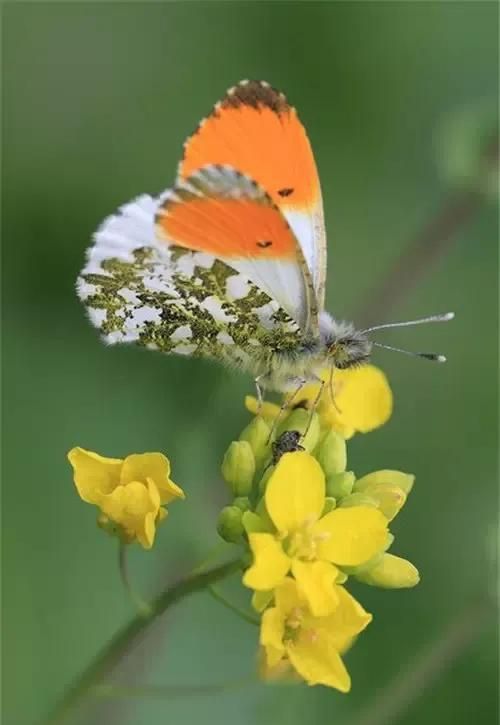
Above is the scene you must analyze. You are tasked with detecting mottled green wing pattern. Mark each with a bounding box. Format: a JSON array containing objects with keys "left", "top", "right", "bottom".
[{"left": 77, "top": 195, "right": 302, "bottom": 376}]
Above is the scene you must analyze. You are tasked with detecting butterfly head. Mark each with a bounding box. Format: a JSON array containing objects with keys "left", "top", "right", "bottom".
[{"left": 320, "top": 315, "right": 372, "bottom": 369}]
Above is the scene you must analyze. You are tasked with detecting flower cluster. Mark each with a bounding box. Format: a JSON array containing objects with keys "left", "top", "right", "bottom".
[
  {"left": 219, "top": 365, "right": 418, "bottom": 691},
  {"left": 67, "top": 364, "right": 418, "bottom": 694}
]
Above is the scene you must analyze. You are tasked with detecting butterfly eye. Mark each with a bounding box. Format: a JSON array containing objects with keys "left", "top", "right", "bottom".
[
  {"left": 257, "top": 240, "right": 273, "bottom": 249},
  {"left": 277, "top": 187, "right": 294, "bottom": 197}
]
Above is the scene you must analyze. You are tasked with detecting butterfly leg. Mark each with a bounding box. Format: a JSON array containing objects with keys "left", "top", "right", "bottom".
[
  {"left": 327, "top": 366, "right": 342, "bottom": 414},
  {"left": 254, "top": 375, "right": 266, "bottom": 414},
  {"left": 266, "top": 377, "right": 308, "bottom": 444},
  {"left": 302, "top": 376, "right": 326, "bottom": 441}
]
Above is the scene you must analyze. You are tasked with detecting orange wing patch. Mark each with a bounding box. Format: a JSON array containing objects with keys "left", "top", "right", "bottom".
[
  {"left": 179, "top": 80, "right": 321, "bottom": 211},
  {"left": 155, "top": 165, "right": 317, "bottom": 331},
  {"left": 158, "top": 196, "right": 297, "bottom": 260}
]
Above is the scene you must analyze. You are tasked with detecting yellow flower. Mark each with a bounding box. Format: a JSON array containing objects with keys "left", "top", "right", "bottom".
[
  {"left": 68, "top": 448, "right": 185, "bottom": 549},
  {"left": 299, "top": 365, "right": 393, "bottom": 439},
  {"left": 243, "top": 452, "right": 388, "bottom": 615},
  {"left": 245, "top": 364, "right": 392, "bottom": 440},
  {"left": 260, "top": 577, "right": 372, "bottom": 692}
]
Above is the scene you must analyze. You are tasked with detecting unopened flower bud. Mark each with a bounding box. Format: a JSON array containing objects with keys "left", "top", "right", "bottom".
[
  {"left": 233, "top": 496, "right": 251, "bottom": 512},
  {"left": 355, "top": 553, "right": 420, "bottom": 588},
  {"left": 221, "top": 441, "right": 255, "bottom": 496},
  {"left": 314, "top": 429, "right": 347, "bottom": 476},
  {"left": 326, "top": 471, "right": 355, "bottom": 499},
  {"left": 217, "top": 505, "right": 245, "bottom": 543},
  {"left": 365, "top": 484, "right": 407, "bottom": 521},
  {"left": 239, "top": 417, "right": 272, "bottom": 468},
  {"left": 323, "top": 497, "right": 337, "bottom": 514},
  {"left": 339, "top": 492, "right": 378, "bottom": 509},
  {"left": 258, "top": 467, "right": 274, "bottom": 496},
  {"left": 354, "top": 470, "right": 415, "bottom": 495}
]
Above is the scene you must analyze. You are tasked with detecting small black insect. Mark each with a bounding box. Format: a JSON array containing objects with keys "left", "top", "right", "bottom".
[{"left": 272, "top": 430, "right": 305, "bottom": 465}]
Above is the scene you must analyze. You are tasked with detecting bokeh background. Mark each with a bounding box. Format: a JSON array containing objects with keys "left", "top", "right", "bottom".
[{"left": 3, "top": 3, "right": 498, "bottom": 725}]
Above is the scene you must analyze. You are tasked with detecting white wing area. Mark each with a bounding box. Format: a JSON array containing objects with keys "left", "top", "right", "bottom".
[
  {"left": 283, "top": 204, "right": 327, "bottom": 309},
  {"left": 77, "top": 195, "right": 302, "bottom": 371}
]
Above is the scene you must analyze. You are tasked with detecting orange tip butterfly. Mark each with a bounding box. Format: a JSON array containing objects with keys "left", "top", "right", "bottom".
[{"left": 77, "top": 80, "right": 453, "bottom": 397}]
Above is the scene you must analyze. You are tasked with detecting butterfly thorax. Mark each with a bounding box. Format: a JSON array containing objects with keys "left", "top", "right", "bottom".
[{"left": 247, "top": 314, "right": 372, "bottom": 392}]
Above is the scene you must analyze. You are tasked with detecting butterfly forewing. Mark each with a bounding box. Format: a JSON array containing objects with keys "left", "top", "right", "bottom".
[{"left": 78, "top": 195, "right": 302, "bottom": 373}]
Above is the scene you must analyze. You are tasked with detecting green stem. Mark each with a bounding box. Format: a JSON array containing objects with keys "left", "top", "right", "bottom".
[
  {"left": 208, "top": 584, "right": 260, "bottom": 626},
  {"left": 45, "top": 558, "right": 243, "bottom": 725},
  {"left": 118, "top": 543, "right": 152, "bottom": 616}
]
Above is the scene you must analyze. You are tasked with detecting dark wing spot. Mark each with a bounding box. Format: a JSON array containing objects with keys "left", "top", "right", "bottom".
[
  {"left": 277, "top": 187, "right": 294, "bottom": 197},
  {"left": 257, "top": 240, "right": 273, "bottom": 249}
]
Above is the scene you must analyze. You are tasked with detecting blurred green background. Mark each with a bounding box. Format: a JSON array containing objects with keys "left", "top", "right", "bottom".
[{"left": 3, "top": 3, "right": 498, "bottom": 724}]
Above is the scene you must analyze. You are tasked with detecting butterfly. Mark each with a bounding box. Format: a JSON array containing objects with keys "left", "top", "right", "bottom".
[{"left": 78, "top": 80, "right": 453, "bottom": 400}]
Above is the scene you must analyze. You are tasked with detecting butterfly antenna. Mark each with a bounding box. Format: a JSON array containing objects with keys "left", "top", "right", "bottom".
[
  {"left": 361, "top": 312, "right": 454, "bottom": 334},
  {"left": 372, "top": 342, "right": 447, "bottom": 363}
]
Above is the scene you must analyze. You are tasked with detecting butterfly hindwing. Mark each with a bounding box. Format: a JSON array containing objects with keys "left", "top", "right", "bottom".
[
  {"left": 156, "top": 164, "right": 317, "bottom": 333},
  {"left": 179, "top": 79, "right": 327, "bottom": 310},
  {"left": 77, "top": 195, "right": 302, "bottom": 373}
]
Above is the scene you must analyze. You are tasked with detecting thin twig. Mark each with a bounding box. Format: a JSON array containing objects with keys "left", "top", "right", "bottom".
[
  {"left": 208, "top": 584, "right": 260, "bottom": 626},
  {"left": 349, "top": 596, "right": 496, "bottom": 725},
  {"left": 118, "top": 543, "right": 152, "bottom": 616}
]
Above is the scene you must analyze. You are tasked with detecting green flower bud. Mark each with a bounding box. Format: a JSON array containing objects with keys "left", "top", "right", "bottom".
[
  {"left": 365, "top": 484, "right": 407, "bottom": 521},
  {"left": 354, "top": 470, "right": 415, "bottom": 495},
  {"left": 217, "top": 505, "right": 244, "bottom": 543},
  {"left": 232, "top": 496, "right": 251, "bottom": 512},
  {"left": 326, "top": 471, "right": 355, "bottom": 499},
  {"left": 221, "top": 441, "right": 255, "bottom": 496},
  {"left": 239, "top": 416, "right": 272, "bottom": 468},
  {"left": 355, "top": 553, "right": 420, "bottom": 589},
  {"left": 242, "top": 510, "right": 269, "bottom": 534},
  {"left": 314, "top": 429, "right": 346, "bottom": 476},
  {"left": 258, "top": 466, "right": 274, "bottom": 496},
  {"left": 339, "top": 492, "right": 378, "bottom": 509},
  {"left": 322, "top": 497, "right": 337, "bottom": 514},
  {"left": 276, "top": 408, "right": 320, "bottom": 452}
]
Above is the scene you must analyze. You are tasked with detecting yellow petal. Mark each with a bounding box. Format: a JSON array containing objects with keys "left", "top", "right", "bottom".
[
  {"left": 313, "top": 506, "right": 388, "bottom": 566},
  {"left": 265, "top": 452, "right": 325, "bottom": 534},
  {"left": 260, "top": 607, "right": 286, "bottom": 667},
  {"left": 331, "top": 365, "right": 393, "bottom": 433},
  {"left": 274, "top": 577, "right": 304, "bottom": 614},
  {"left": 100, "top": 480, "right": 159, "bottom": 548},
  {"left": 258, "top": 647, "right": 297, "bottom": 682},
  {"left": 244, "top": 396, "right": 281, "bottom": 421},
  {"left": 67, "top": 447, "right": 122, "bottom": 504},
  {"left": 120, "top": 453, "right": 184, "bottom": 503},
  {"left": 243, "top": 534, "right": 290, "bottom": 591},
  {"left": 288, "top": 633, "right": 351, "bottom": 692},
  {"left": 291, "top": 560, "right": 339, "bottom": 617},
  {"left": 319, "top": 586, "right": 372, "bottom": 653},
  {"left": 138, "top": 511, "right": 157, "bottom": 549}
]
